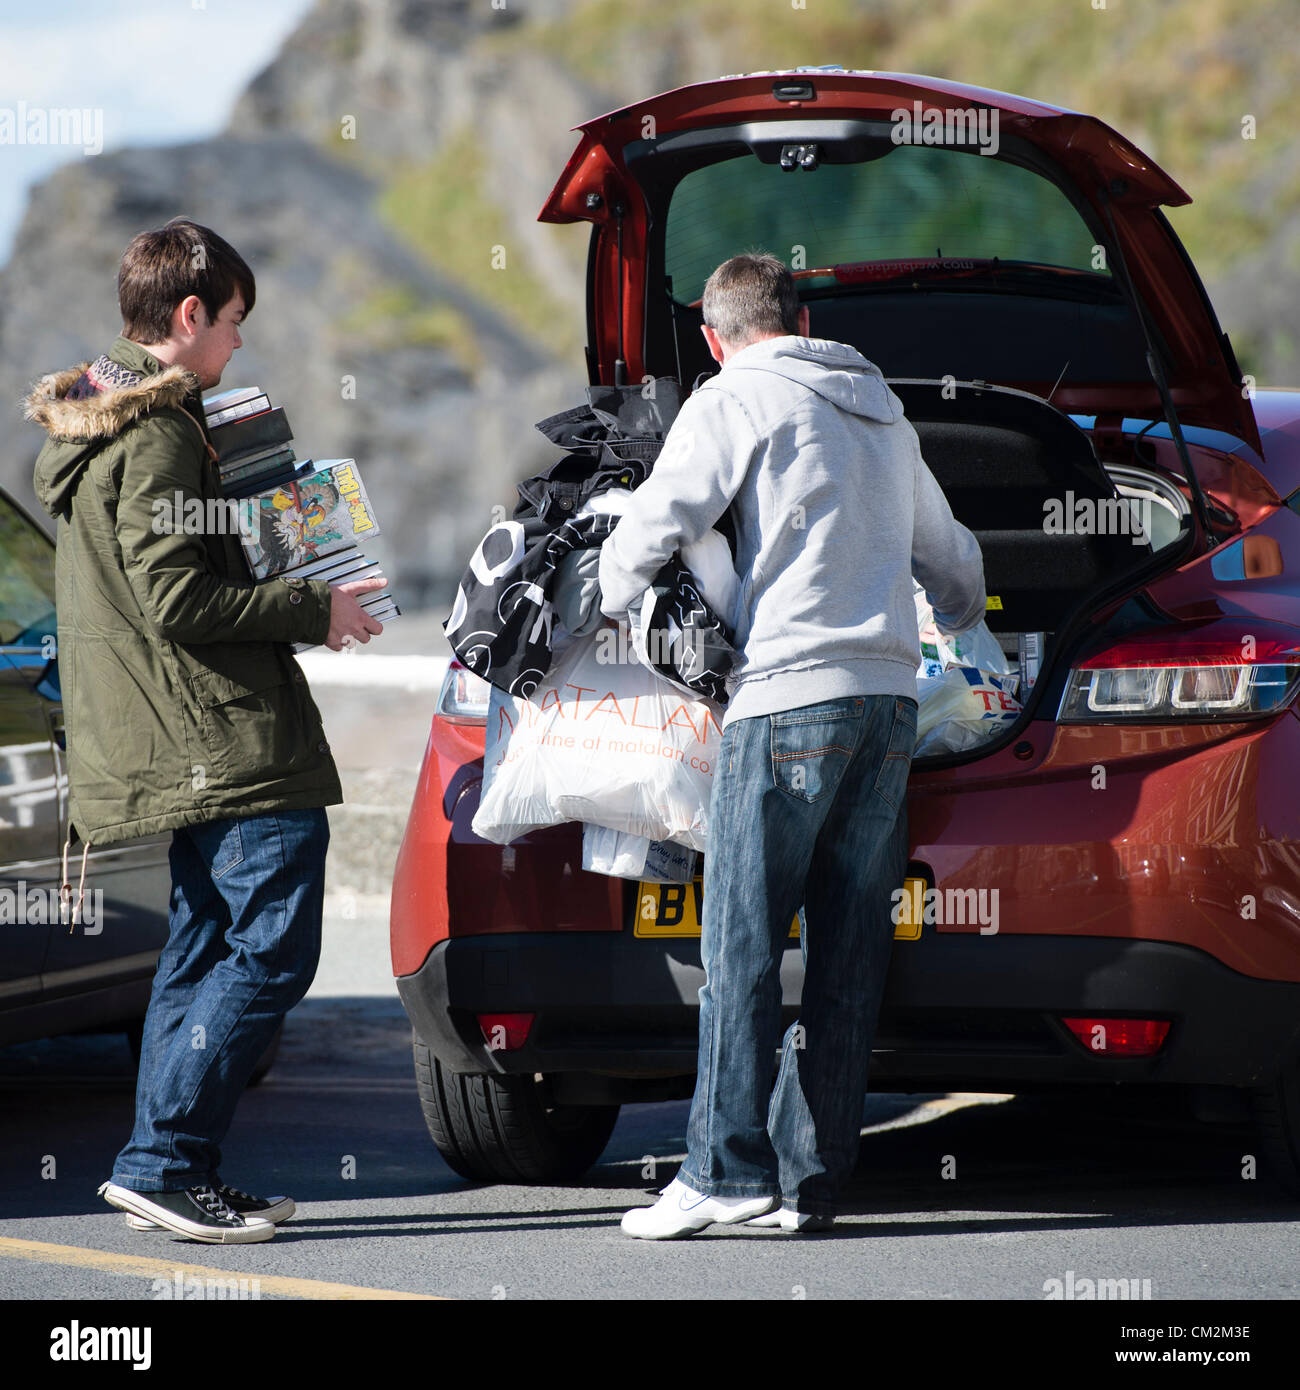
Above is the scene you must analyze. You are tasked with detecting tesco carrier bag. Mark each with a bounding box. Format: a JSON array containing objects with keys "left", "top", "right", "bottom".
[{"left": 915, "top": 666, "right": 1022, "bottom": 755}]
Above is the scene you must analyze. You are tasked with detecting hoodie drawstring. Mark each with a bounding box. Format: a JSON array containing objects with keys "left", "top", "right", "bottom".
[{"left": 59, "top": 827, "right": 91, "bottom": 933}]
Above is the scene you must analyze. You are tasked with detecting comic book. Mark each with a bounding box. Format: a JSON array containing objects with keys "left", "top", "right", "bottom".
[
  {"left": 204, "top": 388, "right": 402, "bottom": 646},
  {"left": 239, "top": 460, "right": 381, "bottom": 580}
]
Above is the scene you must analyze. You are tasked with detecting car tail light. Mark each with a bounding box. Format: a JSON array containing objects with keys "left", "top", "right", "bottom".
[
  {"left": 1057, "top": 620, "right": 1300, "bottom": 722},
  {"left": 437, "top": 658, "right": 492, "bottom": 724},
  {"left": 1061, "top": 1017, "right": 1170, "bottom": 1056},
  {"left": 477, "top": 1013, "right": 534, "bottom": 1050}
]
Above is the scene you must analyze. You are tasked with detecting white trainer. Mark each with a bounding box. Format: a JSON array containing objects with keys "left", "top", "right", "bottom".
[
  {"left": 745, "top": 1207, "right": 835, "bottom": 1233},
  {"left": 621, "top": 1177, "right": 778, "bottom": 1239}
]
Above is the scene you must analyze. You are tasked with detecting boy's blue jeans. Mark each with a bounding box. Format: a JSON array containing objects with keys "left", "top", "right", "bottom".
[
  {"left": 110, "top": 809, "right": 329, "bottom": 1193},
  {"left": 677, "top": 693, "right": 916, "bottom": 1218}
]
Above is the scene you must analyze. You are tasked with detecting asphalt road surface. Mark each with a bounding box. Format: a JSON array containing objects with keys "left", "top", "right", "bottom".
[{"left": 3, "top": 899, "right": 1300, "bottom": 1305}]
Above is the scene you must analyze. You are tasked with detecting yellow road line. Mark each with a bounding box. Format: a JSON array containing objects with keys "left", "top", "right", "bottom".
[
  {"left": 862, "top": 1092, "right": 1016, "bottom": 1134},
  {"left": 0, "top": 1237, "right": 445, "bottom": 1300}
]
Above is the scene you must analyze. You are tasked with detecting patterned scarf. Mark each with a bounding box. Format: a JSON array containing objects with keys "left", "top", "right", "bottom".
[{"left": 64, "top": 354, "right": 144, "bottom": 400}]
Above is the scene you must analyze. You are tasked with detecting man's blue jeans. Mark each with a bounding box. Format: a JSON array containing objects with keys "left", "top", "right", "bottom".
[
  {"left": 677, "top": 693, "right": 917, "bottom": 1218},
  {"left": 110, "top": 809, "right": 329, "bottom": 1193}
]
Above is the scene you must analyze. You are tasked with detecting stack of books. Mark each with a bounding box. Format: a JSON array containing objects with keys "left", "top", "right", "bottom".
[
  {"left": 203, "top": 386, "right": 311, "bottom": 498},
  {"left": 201, "top": 387, "right": 400, "bottom": 649}
]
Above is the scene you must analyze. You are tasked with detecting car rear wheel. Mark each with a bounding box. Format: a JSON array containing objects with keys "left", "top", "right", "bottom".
[
  {"left": 412, "top": 1031, "right": 620, "bottom": 1183},
  {"left": 1251, "top": 1065, "right": 1300, "bottom": 1197}
]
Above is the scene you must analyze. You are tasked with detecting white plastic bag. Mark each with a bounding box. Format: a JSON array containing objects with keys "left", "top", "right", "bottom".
[
  {"left": 915, "top": 666, "right": 1023, "bottom": 755},
  {"left": 914, "top": 579, "right": 1013, "bottom": 681},
  {"left": 581, "top": 826, "right": 698, "bottom": 882},
  {"left": 473, "top": 630, "right": 724, "bottom": 851},
  {"left": 582, "top": 825, "right": 652, "bottom": 878}
]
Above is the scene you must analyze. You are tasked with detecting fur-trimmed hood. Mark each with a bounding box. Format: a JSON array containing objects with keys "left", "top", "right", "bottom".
[
  {"left": 27, "top": 336, "right": 204, "bottom": 520},
  {"left": 24, "top": 358, "right": 197, "bottom": 444}
]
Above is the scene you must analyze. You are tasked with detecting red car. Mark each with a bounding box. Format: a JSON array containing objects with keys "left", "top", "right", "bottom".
[{"left": 391, "top": 68, "right": 1300, "bottom": 1189}]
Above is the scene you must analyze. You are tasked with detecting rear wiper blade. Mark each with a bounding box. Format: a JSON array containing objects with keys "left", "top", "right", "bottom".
[
  {"left": 815, "top": 257, "right": 1112, "bottom": 288},
  {"left": 682, "top": 258, "right": 1110, "bottom": 309}
]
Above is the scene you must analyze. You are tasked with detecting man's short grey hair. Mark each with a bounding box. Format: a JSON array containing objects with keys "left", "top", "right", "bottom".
[{"left": 701, "top": 252, "right": 801, "bottom": 346}]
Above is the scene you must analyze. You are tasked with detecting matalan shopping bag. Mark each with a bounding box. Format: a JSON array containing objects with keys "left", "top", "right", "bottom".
[{"left": 472, "top": 630, "right": 724, "bottom": 851}]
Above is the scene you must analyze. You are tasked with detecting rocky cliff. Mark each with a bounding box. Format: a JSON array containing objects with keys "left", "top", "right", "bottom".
[{"left": 4, "top": 0, "right": 1295, "bottom": 618}]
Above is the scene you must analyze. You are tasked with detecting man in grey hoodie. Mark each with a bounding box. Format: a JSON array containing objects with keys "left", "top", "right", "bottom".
[{"left": 604, "top": 252, "right": 985, "bottom": 1238}]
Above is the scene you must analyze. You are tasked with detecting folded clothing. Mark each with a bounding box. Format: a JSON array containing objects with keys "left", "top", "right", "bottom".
[
  {"left": 582, "top": 487, "right": 739, "bottom": 619},
  {"left": 579, "top": 487, "right": 739, "bottom": 703},
  {"left": 445, "top": 387, "right": 739, "bottom": 702},
  {"left": 553, "top": 546, "right": 604, "bottom": 636},
  {"left": 581, "top": 826, "right": 698, "bottom": 883}
]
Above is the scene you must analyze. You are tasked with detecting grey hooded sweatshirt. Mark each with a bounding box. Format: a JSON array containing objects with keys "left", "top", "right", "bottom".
[{"left": 598, "top": 335, "right": 986, "bottom": 725}]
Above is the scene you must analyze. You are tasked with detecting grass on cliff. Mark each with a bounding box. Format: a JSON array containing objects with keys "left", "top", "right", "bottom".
[
  {"left": 335, "top": 282, "right": 484, "bottom": 375},
  {"left": 376, "top": 128, "right": 581, "bottom": 362},
  {"left": 506, "top": 0, "right": 1298, "bottom": 379}
]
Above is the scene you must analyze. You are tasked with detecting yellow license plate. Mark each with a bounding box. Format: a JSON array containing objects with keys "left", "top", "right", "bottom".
[{"left": 634, "top": 876, "right": 927, "bottom": 940}]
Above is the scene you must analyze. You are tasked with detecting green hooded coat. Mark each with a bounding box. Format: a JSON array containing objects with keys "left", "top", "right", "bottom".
[{"left": 26, "top": 335, "right": 342, "bottom": 846}]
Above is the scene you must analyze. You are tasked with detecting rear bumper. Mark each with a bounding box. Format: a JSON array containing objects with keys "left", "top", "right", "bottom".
[{"left": 396, "top": 928, "right": 1300, "bottom": 1098}]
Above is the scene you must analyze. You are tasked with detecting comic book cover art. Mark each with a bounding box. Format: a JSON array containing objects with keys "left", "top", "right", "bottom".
[{"left": 239, "top": 461, "right": 380, "bottom": 579}]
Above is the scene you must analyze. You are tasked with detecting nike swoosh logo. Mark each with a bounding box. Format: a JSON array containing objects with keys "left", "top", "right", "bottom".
[{"left": 678, "top": 1192, "right": 709, "bottom": 1210}]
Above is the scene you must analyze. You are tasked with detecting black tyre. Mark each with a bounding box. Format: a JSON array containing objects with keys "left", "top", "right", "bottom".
[
  {"left": 123, "top": 1020, "right": 282, "bottom": 1088},
  {"left": 412, "top": 1031, "right": 619, "bottom": 1183},
  {"left": 1251, "top": 1066, "right": 1300, "bottom": 1196}
]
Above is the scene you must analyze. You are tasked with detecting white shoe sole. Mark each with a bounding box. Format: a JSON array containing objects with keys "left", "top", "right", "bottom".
[
  {"left": 126, "top": 1195, "right": 294, "bottom": 1230},
  {"left": 746, "top": 1209, "right": 835, "bottom": 1233},
  {"left": 621, "top": 1193, "right": 778, "bottom": 1239},
  {"left": 99, "top": 1183, "right": 275, "bottom": 1244}
]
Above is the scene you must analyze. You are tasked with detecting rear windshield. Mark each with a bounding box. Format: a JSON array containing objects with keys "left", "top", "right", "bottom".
[{"left": 664, "top": 146, "right": 1108, "bottom": 305}]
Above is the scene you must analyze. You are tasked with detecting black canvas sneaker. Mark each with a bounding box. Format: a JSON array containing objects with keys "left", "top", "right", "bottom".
[
  {"left": 124, "top": 1180, "right": 294, "bottom": 1231},
  {"left": 122, "top": 1178, "right": 294, "bottom": 1231},
  {"left": 98, "top": 1181, "right": 275, "bottom": 1243}
]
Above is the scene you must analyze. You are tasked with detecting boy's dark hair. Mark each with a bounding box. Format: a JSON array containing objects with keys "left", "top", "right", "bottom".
[
  {"left": 701, "top": 251, "right": 801, "bottom": 345},
  {"left": 118, "top": 217, "right": 255, "bottom": 343}
]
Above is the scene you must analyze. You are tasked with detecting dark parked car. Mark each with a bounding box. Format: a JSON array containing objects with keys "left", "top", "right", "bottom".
[
  {"left": 391, "top": 69, "right": 1300, "bottom": 1190},
  {"left": 0, "top": 485, "right": 279, "bottom": 1081}
]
